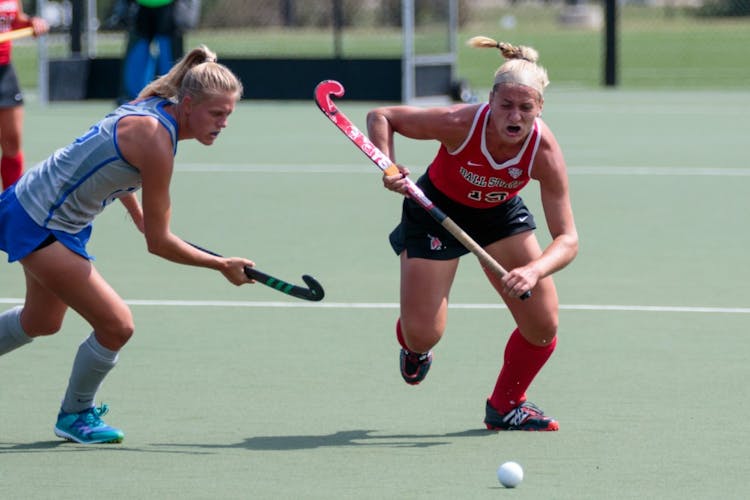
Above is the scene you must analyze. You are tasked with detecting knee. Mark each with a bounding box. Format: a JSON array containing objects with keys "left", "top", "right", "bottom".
[
  {"left": 405, "top": 337, "right": 436, "bottom": 354},
  {"left": 522, "top": 319, "right": 558, "bottom": 346},
  {"left": 94, "top": 311, "right": 135, "bottom": 350},
  {"left": 400, "top": 318, "right": 443, "bottom": 353},
  {"left": 1, "top": 136, "right": 21, "bottom": 155},
  {"left": 100, "top": 321, "right": 135, "bottom": 350}
]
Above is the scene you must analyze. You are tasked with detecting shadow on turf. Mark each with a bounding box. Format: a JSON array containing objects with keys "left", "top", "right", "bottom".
[
  {"left": 0, "top": 440, "right": 212, "bottom": 455},
  {"left": 0, "top": 440, "right": 68, "bottom": 452},
  {"left": 2, "top": 430, "right": 495, "bottom": 454},
  {"left": 153, "top": 428, "right": 492, "bottom": 451}
]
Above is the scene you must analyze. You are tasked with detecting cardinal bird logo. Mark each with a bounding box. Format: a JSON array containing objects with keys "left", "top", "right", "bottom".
[{"left": 428, "top": 234, "right": 445, "bottom": 251}]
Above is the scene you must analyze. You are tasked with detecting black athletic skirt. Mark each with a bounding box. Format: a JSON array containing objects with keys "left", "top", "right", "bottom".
[
  {"left": 0, "top": 64, "right": 23, "bottom": 108},
  {"left": 389, "top": 173, "right": 536, "bottom": 260}
]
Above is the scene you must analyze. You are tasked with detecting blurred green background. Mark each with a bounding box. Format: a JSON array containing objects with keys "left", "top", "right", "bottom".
[{"left": 15, "top": 0, "right": 750, "bottom": 92}]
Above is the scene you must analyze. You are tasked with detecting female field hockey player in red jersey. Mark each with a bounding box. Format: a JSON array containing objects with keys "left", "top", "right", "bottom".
[
  {"left": 366, "top": 36, "right": 579, "bottom": 431},
  {"left": 0, "top": 1, "right": 48, "bottom": 189}
]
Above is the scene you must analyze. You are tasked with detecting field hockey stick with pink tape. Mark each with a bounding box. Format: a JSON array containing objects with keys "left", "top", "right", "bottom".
[
  {"left": 314, "top": 79, "right": 530, "bottom": 300},
  {"left": 187, "top": 242, "right": 325, "bottom": 302}
]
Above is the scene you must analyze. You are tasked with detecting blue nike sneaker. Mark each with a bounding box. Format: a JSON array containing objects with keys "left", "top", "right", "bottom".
[{"left": 54, "top": 404, "right": 124, "bottom": 444}]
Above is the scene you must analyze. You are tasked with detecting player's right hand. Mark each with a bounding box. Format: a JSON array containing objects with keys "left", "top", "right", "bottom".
[
  {"left": 383, "top": 165, "right": 411, "bottom": 195},
  {"left": 221, "top": 257, "right": 256, "bottom": 286}
]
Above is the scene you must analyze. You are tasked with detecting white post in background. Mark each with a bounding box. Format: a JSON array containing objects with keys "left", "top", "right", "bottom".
[
  {"left": 401, "top": 0, "right": 415, "bottom": 104},
  {"left": 401, "top": 0, "right": 457, "bottom": 104},
  {"left": 37, "top": 0, "right": 49, "bottom": 106},
  {"left": 448, "top": 0, "right": 457, "bottom": 79},
  {"left": 86, "top": 0, "right": 97, "bottom": 57},
  {"left": 36, "top": 0, "right": 98, "bottom": 105}
]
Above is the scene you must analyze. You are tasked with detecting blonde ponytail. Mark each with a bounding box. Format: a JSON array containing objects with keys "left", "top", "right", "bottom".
[
  {"left": 137, "top": 45, "right": 243, "bottom": 103},
  {"left": 467, "top": 36, "right": 548, "bottom": 95}
]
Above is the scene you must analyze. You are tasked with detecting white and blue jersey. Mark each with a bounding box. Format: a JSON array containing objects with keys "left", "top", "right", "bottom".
[{"left": 0, "top": 97, "right": 178, "bottom": 262}]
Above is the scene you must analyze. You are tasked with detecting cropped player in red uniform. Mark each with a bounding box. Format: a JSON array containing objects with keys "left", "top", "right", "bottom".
[
  {"left": 366, "top": 37, "right": 579, "bottom": 431},
  {"left": 0, "top": 0, "right": 48, "bottom": 189}
]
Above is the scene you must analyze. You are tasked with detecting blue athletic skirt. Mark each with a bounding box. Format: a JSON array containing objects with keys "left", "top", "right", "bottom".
[{"left": 0, "top": 185, "right": 93, "bottom": 263}]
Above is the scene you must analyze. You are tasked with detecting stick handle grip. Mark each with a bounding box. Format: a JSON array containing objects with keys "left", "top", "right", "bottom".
[{"left": 383, "top": 165, "right": 400, "bottom": 176}]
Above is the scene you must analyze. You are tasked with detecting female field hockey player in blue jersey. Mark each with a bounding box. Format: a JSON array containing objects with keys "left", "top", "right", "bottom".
[
  {"left": 0, "top": 45, "right": 255, "bottom": 444},
  {"left": 367, "top": 37, "right": 579, "bottom": 431}
]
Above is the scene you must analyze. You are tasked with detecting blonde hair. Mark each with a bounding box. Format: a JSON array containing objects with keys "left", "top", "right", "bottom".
[
  {"left": 467, "top": 36, "right": 549, "bottom": 96},
  {"left": 137, "top": 45, "right": 244, "bottom": 103}
]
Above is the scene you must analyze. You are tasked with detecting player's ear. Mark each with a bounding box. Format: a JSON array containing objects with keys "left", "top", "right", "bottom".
[{"left": 182, "top": 95, "right": 194, "bottom": 114}]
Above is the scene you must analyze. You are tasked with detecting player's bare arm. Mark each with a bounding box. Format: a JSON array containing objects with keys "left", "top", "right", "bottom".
[
  {"left": 16, "top": 1, "right": 50, "bottom": 36},
  {"left": 529, "top": 122, "right": 579, "bottom": 278},
  {"left": 117, "top": 115, "right": 252, "bottom": 284},
  {"left": 367, "top": 104, "right": 479, "bottom": 154},
  {"left": 368, "top": 104, "right": 479, "bottom": 195},
  {"left": 119, "top": 193, "right": 144, "bottom": 233}
]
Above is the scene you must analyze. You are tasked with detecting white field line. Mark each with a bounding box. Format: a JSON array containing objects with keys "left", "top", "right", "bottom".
[
  {"left": 0, "top": 297, "right": 748, "bottom": 314},
  {"left": 173, "top": 163, "right": 750, "bottom": 176}
]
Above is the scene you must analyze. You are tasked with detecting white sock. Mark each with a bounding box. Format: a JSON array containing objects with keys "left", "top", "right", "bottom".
[
  {"left": 0, "top": 306, "right": 32, "bottom": 356},
  {"left": 61, "top": 333, "right": 119, "bottom": 414}
]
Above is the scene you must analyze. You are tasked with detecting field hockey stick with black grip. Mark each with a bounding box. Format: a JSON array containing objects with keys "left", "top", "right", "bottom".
[
  {"left": 187, "top": 242, "right": 325, "bottom": 302},
  {"left": 314, "top": 79, "right": 531, "bottom": 300}
]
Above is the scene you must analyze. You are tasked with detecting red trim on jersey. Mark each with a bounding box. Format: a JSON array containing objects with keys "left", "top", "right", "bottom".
[{"left": 427, "top": 103, "right": 541, "bottom": 209}]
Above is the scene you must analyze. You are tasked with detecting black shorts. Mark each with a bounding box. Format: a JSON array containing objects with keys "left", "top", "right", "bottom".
[
  {"left": 389, "top": 173, "right": 536, "bottom": 260},
  {"left": 0, "top": 64, "right": 23, "bottom": 108}
]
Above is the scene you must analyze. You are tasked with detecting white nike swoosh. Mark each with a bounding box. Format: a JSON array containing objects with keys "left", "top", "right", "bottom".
[
  {"left": 467, "top": 161, "right": 484, "bottom": 167},
  {"left": 519, "top": 216, "right": 528, "bottom": 222}
]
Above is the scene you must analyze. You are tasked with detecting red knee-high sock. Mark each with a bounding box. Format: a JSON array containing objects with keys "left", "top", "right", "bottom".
[
  {"left": 489, "top": 328, "right": 557, "bottom": 414},
  {"left": 396, "top": 318, "right": 409, "bottom": 350},
  {"left": 1, "top": 152, "right": 23, "bottom": 190}
]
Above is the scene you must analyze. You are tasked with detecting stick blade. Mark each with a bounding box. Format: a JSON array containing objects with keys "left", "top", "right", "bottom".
[
  {"left": 314, "top": 80, "right": 345, "bottom": 115},
  {"left": 301, "top": 275, "right": 325, "bottom": 301}
]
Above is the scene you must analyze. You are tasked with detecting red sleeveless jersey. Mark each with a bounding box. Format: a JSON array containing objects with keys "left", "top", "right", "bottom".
[
  {"left": 427, "top": 103, "right": 541, "bottom": 209},
  {"left": 0, "top": 1, "right": 20, "bottom": 65}
]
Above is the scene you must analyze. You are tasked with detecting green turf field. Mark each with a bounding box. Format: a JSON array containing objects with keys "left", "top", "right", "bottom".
[{"left": 1, "top": 88, "right": 749, "bottom": 499}]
